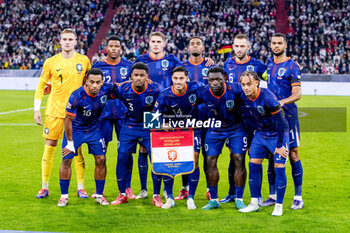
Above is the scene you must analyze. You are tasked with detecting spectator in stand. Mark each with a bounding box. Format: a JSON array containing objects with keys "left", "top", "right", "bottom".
[
  {"left": 0, "top": 0, "right": 109, "bottom": 69},
  {"left": 286, "top": 0, "right": 349, "bottom": 74}
]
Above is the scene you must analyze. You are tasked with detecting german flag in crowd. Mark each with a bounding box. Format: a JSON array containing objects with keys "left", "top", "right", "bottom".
[{"left": 218, "top": 45, "right": 232, "bottom": 54}]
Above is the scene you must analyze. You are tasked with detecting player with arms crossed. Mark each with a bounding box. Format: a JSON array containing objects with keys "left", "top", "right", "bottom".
[
  {"left": 34, "top": 28, "right": 91, "bottom": 199},
  {"left": 91, "top": 35, "right": 135, "bottom": 199},
  {"left": 262, "top": 33, "right": 303, "bottom": 209},
  {"left": 154, "top": 66, "right": 204, "bottom": 209},
  {"left": 238, "top": 70, "right": 289, "bottom": 216},
  {"left": 58, "top": 68, "right": 117, "bottom": 207},
  {"left": 110, "top": 62, "right": 164, "bottom": 207},
  {"left": 175, "top": 36, "right": 215, "bottom": 200},
  {"left": 198, "top": 67, "right": 247, "bottom": 210},
  {"left": 221, "top": 33, "right": 267, "bottom": 204}
]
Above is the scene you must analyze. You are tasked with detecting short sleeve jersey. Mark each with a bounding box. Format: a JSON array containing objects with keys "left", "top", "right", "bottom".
[{"left": 91, "top": 58, "right": 132, "bottom": 119}]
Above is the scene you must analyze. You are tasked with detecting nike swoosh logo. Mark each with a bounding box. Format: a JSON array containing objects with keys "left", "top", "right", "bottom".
[
  {"left": 56, "top": 68, "right": 62, "bottom": 72},
  {"left": 83, "top": 105, "right": 90, "bottom": 109},
  {"left": 208, "top": 104, "right": 214, "bottom": 107},
  {"left": 171, "top": 104, "right": 178, "bottom": 108}
]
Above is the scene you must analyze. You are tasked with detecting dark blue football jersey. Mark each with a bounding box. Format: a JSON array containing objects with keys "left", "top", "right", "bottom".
[
  {"left": 181, "top": 59, "right": 215, "bottom": 85},
  {"left": 197, "top": 82, "right": 243, "bottom": 131},
  {"left": 91, "top": 58, "right": 132, "bottom": 119},
  {"left": 116, "top": 82, "right": 163, "bottom": 128},
  {"left": 266, "top": 57, "right": 301, "bottom": 119},
  {"left": 154, "top": 81, "right": 204, "bottom": 122},
  {"left": 223, "top": 56, "right": 266, "bottom": 83},
  {"left": 134, "top": 53, "right": 181, "bottom": 87},
  {"left": 66, "top": 83, "right": 117, "bottom": 133},
  {"left": 240, "top": 88, "right": 285, "bottom": 136}
]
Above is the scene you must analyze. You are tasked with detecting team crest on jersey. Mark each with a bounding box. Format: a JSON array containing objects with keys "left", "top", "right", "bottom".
[
  {"left": 120, "top": 67, "right": 128, "bottom": 77},
  {"left": 246, "top": 65, "right": 255, "bottom": 71},
  {"left": 76, "top": 64, "right": 83, "bottom": 72},
  {"left": 257, "top": 105, "right": 265, "bottom": 115},
  {"left": 161, "top": 60, "right": 169, "bottom": 70},
  {"left": 202, "top": 68, "right": 209, "bottom": 76},
  {"left": 66, "top": 102, "right": 72, "bottom": 109},
  {"left": 226, "top": 100, "right": 234, "bottom": 109},
  {"left": 100, "top": 95, "right": 107, "bottom": 104},
  {"left": 277, "top": 68, "right": 286, "bottom": 76},
  {"left": 188, "top": 94, "right": 197, "bottom": 104},
  {"left": 145, "top": 96, "right": 154, "bottom": 105}
]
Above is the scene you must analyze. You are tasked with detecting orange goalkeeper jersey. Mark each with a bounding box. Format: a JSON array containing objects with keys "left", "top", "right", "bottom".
[{"left": 35, "top": 52, "right": 91, "bottom": 118}]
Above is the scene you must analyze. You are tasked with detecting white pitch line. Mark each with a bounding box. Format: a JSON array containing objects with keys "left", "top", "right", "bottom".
[
  {"left": 0, "top": 123, "right": 37, "bottom": 126},
  {"left": 0, "top": 106, "right": 45, "bottom": 115}
]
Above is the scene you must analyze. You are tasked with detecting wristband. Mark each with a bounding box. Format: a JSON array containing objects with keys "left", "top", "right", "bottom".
[{"left": 34, "top": 99, "right": 41, "bottom": 111}]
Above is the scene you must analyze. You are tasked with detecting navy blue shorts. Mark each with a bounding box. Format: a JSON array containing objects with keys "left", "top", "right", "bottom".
[
  {"left": 99, "top": 118, "right": 124, "bottom": 143},
  {"left": 250, "top": 131, "right": 290, "bottom": 164},
  {"left": 62, "top": 130, "right": 106, "bottom": 159},
  {"left": 118, "top": 125, "right": 151, "bottom": 154},
  {"left": 205, "top": 127, "right": 247, "bottom": 156},
  {"left": 286, "top": 117, "right": 300, "bottom": 149}
]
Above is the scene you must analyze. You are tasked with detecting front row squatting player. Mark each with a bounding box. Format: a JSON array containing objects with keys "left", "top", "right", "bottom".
[
  {"left": 57, "top": 68, "right": 118, "bottom": 207},
  {"left": 199, "top": 67, "right": 248, "bottom": 210},
  {"left": 91, "top": 35, "right": 135, "bottom": 199},
  {"left": 221, "top": 33, "right": 266, "bottom": 204},
  {"left": 34, "top": 28, "right": 90, "bottom": 199},
  {"left": 154, "top": 66, "right": 204, "bottom": 209},
  {"left": 261, "top": 33, "right": 304, "bottom": 209},
  {"left": 238, "top": 71, "right": 289, "bottom": 216},
  {"left": 110, "top": 62, "right": 164, "bottom": 207}
]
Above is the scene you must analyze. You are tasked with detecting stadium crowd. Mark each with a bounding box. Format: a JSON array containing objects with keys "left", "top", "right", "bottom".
[
  {"left": 286, "top": 0, "right": 350, "bottom": 74},
  {"left": 0, "top": 0, "right": 348, "bottom": 74},
  {"left": 0, "top": 0, "right": 109, "bottom": 69}
]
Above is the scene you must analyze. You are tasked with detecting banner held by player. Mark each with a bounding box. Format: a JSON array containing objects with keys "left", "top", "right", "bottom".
[{"left": 151, "top": 129, "right": 194, "bottom": 178}]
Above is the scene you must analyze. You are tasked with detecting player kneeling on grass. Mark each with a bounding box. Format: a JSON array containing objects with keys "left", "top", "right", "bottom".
[
  {"left": 57, "top": 68, "right": 118, "bottom": 207},
  {"left": 238, "top": 71, "right": 289, "bottom": 216}
]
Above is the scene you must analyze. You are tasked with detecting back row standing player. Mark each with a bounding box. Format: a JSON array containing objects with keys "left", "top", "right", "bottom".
[
  {"left": 91, "top": 36, "right": 136, "bottom": 199},
  {"left": 34, "top": 28, "right": 91, "bottom": 199},
  {"left": 177, "top": 36, "right": 215, "bottom": 200},
  {"left": 220, "top": 34, "right": 266, "bottom": 204},
  {"left": 263, "top": 33, "right": 303, "bottom": 209}
]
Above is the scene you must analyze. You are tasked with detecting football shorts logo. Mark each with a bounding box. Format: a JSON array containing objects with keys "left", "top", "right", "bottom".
[
  {"left": 161, "top": 59, "right": 169, "bottom": 70},
  {"left": 44, "top": 128, "right": 49, "bottom": 134},
  {"left": 202, "top": 68, "right": 209, "bottom": 76},
  {"left": 188, "top": 94, "right": 197, "bottom": 104},
  {"left": 100, "top": 95, "right": 107, "bottom": 104},
  {"left": 120, "top": 67, "right": 128, "bottom": 76},
  {"left": 246, "top": 65, "right": 255, "bottom": 71},
  {"left": 277, "top": 68, "right": 286, "bottom": 76},
  {"left": 167, "top": 150, "right": 177, "bottom": 161},
  {"left": 145, "top": 96, "right": 154, "bottom": 105},
  {"left": 226, "top": 100, "right": 234, "bottom": 109},
  {"left": 76, "top": 64, "right": 83, "bottom": 72},
  {"left": 257, "top": 105, "right": 265, "bottom": 115}
]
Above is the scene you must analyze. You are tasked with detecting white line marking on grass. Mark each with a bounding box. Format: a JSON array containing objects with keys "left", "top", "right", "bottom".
[
  {"left": 0, "top": 106, "right": 45, "bottom": 115},
  {"left": 0, "top": 123, "right": 37, "bottom": 126}
]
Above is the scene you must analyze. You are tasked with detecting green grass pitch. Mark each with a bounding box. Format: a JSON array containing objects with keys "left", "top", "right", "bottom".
[{"left": 0, "top": 90, "right": 349, "bottom": 233}]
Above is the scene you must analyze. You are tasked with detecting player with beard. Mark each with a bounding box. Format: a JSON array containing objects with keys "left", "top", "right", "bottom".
[
  {"left": 262, "top": 33, "right": 304, "bottom": 210},
  {"left": 220, "top": 34, "right": 266, "bottom": 205}
]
